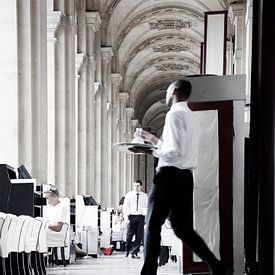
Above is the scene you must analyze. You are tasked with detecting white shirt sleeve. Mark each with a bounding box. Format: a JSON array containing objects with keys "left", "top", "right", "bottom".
[{"left": 153, "top": 111, "right": 187, "bottom": 162}]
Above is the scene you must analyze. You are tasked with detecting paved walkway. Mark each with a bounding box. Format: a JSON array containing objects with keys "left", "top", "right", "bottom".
[{"left": 47, "top": 251, "right": 181, "bottom": 275}]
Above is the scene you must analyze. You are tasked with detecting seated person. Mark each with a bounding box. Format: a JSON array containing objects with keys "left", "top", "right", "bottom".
[
  {"left": 44, "top": 186, "right": 67, "bottom": 232},
  {"left": 43, "top": 185, "right": 69, "bottom": 266}
]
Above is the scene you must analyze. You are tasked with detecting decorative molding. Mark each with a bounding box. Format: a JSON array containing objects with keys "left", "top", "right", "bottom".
[
  {"left": 149, "top": 19, "right": 192, "bottom": 30},
  {"left": 155, "top": 63, "right": 189, "bottom": 71},
  {"left": 119, "top": 92, "right": 129, "bottom": 103},
  {"left": 86, "top": 11, "right": 102, "bottom": 32},
  {"left": 101, "top": 47, "right": 114, "bottom": 64},
  {"left": 131, "top": 119, "right": 139, "bottom": 128},
  {"left": 111, "top": 73, "right": 122, "bottom": 86},
  {"left": 107, "top": 102, "right": 112, "bottom": 112},
  {"left": 47, "top": 11, "right": 62, "bottom": 40},
  {"left": 94, "top": 82, "right": 102, "bottom": 97},
  {"left": 125, "top": 107, "right": 134, "bottom": 117},
  {"left": 76, "top": 53, "right": 85, "bottom": 75},
  {"left": 152, "top": 44, "right": 190, "bottom": 52},
  {"left": 55, "top": 13, "right": 76, "bottom": 37}
]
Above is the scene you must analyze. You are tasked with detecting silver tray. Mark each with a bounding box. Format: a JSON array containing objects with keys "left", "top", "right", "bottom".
[{"left": 112, "top": 142, "right": 157, "bottom": 154}]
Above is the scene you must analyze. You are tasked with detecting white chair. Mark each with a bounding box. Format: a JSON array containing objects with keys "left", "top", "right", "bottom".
[
  {"left": 0, "top": 212, "right": 7, "bottom": 274},
  {"left": 0, "top": 214, "right": 17, "bottom": 275},
  {"left": 24, "top": 218, "right": 42, "bottom": 275},
  {"left": 46, "top": 222, "right": 69, "bottom": 266},
  {"left": 35, "top": 217, "right": 49, "bottom": 274},
  {"left": 18, "top": 215, "right": 34, "bottom": 275}
]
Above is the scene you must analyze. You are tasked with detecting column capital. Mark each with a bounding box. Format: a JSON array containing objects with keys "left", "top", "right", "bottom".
[
  {"left": 119, "top": 92, "right": 129, "bottom": 103},
  {"left": 55, "top": 13, "right": 76, "bottom": 37},
  {"left": 94, "top": 82, "right": 102, "bottom": 97},
  {"left": 125, "top": 107, "right": 134, "bottom": 117},
  {"left": 47, "top": 11, "right": 62, "bottom": 40},
  {"left": 111, "top": 73, "right": 122, "bottom": 85},
  {"left": 101, "top": 47, "right": 114, "bottom": 64},
  {"left": 86, "top": 11, "right": 102, "bottom": 32},
  {"left": 76, "top": 54, "right": 87, "bottom": 75},
  {"left": 131, "top": 119, "right": 139, "bottom": 128}
]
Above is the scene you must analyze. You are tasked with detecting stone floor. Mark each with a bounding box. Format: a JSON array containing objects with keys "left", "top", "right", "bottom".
[{"left": 46, "top": 251, "right": 181, "bottom": 275}]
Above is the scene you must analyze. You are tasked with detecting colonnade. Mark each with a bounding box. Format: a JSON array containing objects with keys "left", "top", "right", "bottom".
[{"left": 16, "top": 1, "right": 136, "bottom": 208}]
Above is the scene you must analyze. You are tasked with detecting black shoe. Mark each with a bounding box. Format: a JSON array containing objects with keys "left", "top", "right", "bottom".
[
  {"left": 131, "top": 253, "right": 140, "bottom": 259},
  {"left": 125, "top": 251, "right": 130, "bottom": 257}
]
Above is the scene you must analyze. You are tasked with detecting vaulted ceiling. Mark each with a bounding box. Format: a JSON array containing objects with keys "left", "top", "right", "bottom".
[{"left": 93, "top": 0, "right": 240, "bottom": 135}]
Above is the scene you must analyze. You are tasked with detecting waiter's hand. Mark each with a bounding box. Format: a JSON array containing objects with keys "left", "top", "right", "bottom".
[{"left": 140, "top": 130, "right": 159, "bottom": 145}]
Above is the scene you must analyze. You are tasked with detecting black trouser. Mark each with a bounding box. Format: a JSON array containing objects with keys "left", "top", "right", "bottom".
[
  {"left": 126, "top": 215, "right": 145, "bottom": 255},
  {"left": 141, "top": 166, "right": 220, "bottom": 275}
]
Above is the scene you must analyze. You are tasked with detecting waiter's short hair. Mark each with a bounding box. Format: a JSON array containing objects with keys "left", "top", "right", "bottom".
[
  {"left": 134, "top": 179, "right": 143, "bottom": 186},
  {"left": 170, "top": 79, "right": 192, "bottom": 99}
]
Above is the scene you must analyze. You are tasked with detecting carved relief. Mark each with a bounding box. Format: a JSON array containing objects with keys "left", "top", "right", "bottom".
[
  {"left": 155, "top": 63, "right": 189, "bottom": 71},
  {"left": 149, "top": 19, "right": 192, "bottom": 30},
  {"left": 153, "top": 44, "right": 190, "bottom": 52}
]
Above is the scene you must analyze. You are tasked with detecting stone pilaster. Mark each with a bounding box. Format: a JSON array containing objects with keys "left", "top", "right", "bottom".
[
  {"left": 31, "top": 0, "right": 48, "bottom": 184},
  {"left": 118, "top": 92, "right": 129, "bottom": 198},
  {"left": 245, "top": 0, "right": 253, "bottom": 97},
  {"left": 111, "top": 74, "right": 122, "bottom": 207},
  {"left": 101, "top": 47, "right": 113, "bottom": 208},
  {"left": 76, "top": 54, "right": 87, "bottom": 195},
  {"left": 94, "top": 81, "right": 102, "bottom": 203},
  {"left": 125, "top": 108, "right": 134, "bottom": 193},
  {"left": 86, "top": 12, "right": 101, "bottom": 198},
  {"left": 232, "top": 3, "right": 245, "bottom": 74},
  {"left": 47, "top": 9, "right": 62, "bottom": 185},
  {"left": 17, "top": 0, "right": 32, "bottom": 174},
  {"left": 64, "top": 13, "right": 76, "bottom": 197}
]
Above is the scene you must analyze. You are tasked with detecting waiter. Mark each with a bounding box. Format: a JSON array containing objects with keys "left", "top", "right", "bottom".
[{"left": 123, "top": 180, "right": 148, "bottom": 259}]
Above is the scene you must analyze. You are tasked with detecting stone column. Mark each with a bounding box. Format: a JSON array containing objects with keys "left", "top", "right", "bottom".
[
  {"left": 31, "top": 0, "right": 48, "bottom": 184},
  {"left": 118, "top": 92, "right": 129, "bottom": 198},
  {"left": 76, "top": 54, "right": 87, "bottom": 195},
  {"left": 125, "top": 108, "right": 134, "bottom": 193},
  {"left": 54, "top": 15, "right": 66, "bottom": 195},
  {"left": 47, "top": 7, "right": 61, "bottom": 185},
  {"left": 101, "top": 47, "right": 113, "bottom": 208},
  {"left": 84, "top": 11, "right": 101, "bottom": 197},
  {"left": 232, "top": 4, "right": 245, "bottom": 74},
  {"left": 17, "top": 0, "right": 32, "bottom": 171},
  {"left": 64, "top": 11, "right": 76, "bottom": 197},
  {"left": 131, "top": 119, "right": 139, "bottom": 189},
  {"left": 94, "top": 81, "right": 102, "bottom": 203},
  {"left": 54, "top": 9, "right": 76, "bottom": 196},
  {"left": 111, "top": 73, "right": 122, "bottom": 207}
]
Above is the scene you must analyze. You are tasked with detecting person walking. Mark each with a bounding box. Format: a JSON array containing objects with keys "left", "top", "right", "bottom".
[
  {"left": 123, "top": 180, "right": 148, "bottom": 259},
  {"left": 130, "top": 80, "right": 232, "bottom": 275}
]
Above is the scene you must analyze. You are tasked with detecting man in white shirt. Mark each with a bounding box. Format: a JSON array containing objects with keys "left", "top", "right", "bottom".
[
  {"left": 131, "top": 80, "right": 232, "bottom": 275},
  {"left": 123, "top": 180, "right": 148, "bottom": 259}
]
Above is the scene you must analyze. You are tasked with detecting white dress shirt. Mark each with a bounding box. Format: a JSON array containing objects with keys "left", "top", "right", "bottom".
[
  {"left": 123, "top": 191, "right": 148, "bottom": 217},
  {"left": 153, "top": 101, "right": 200, "bottom": 171},
  {"left": 44, "top": 201, "right": 68, "bottom": 226}
]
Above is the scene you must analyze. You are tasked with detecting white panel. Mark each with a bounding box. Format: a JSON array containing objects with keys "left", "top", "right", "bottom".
[
  {"left": 205, "top": 13, "right": 226, "bottom": 75},
  {"left": 193, "top": 110, "right": 220, "bottom": 261}
]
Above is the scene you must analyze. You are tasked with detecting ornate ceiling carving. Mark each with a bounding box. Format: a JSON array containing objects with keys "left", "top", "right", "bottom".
[{"left": 149, "top": 19, "right": 193, "bottom": 30}]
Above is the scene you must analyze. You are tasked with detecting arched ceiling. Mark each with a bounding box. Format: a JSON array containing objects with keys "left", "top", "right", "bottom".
[{"left": 99, "top": 0, "right": 230, "bottom": 134}]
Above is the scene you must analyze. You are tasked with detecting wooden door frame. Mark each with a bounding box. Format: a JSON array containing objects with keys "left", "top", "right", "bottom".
[{"left": 182, "top": 100, "right": 234, "bottom": 274}]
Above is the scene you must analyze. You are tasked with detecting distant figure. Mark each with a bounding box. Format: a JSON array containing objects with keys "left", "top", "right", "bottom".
[
  {"left": 123, "top": 180, "right": 148, "bottom": 259},
  {"left": 44, "top": 186, "right": 67, "bottom": 232},
  {"left": 131, "top": 80, "right": 233, "bottom": 275}
]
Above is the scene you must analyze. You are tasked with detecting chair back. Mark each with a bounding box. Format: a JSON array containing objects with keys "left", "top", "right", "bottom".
[{"left": 0, "top": 214, "right": 17, "bottom": 257}]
